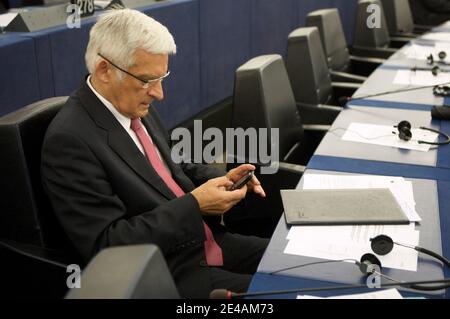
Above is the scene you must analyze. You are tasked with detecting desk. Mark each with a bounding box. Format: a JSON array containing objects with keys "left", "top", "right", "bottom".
[{"left": 248, "top": 23, "right": 450, "bottom": 299}]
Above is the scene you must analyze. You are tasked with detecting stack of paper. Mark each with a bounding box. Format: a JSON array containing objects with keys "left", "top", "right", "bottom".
[
  {"left": 297, "top": 288, "right": 403, "bottom": 299},
  {"left": 403, "top": 43, "right": 450, "bottom": 63},
  {"left": 283, "top": 174, "right": 420, "bottom": 272},
  {"left": 341, "top": 122, "right": 438, "bottom": 152},
  {"left": 285, "top": 223, "right": 419, "bottom": 271},
  {"left": 421, "top": 32, "right": 450, "bottom": 42},
  {"left": 393, "top": 69, "right": 450, "bottom": 86}
]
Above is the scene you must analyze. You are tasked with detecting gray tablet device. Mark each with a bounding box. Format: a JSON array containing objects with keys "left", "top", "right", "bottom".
[{"left": 281, "top": 188, "right": 410, "bottom": 225}]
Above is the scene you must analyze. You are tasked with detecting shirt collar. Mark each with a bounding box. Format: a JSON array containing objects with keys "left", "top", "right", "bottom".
[{"left": 86, "top": 75, "right": 132, "bottom": 131}]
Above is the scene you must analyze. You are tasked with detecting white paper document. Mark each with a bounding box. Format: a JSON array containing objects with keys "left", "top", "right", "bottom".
[
  {"left": 285, "top": 224, "right": 419, "bottom": 271},
  {"left": 421, "top": 32, "right": 450, "bottom": 42},
  {"left": 297, "top": 288, "right": 403, "bottom": 299},
  {"left": 302, "top": 174, "right": 420, "bottom": 222},
  {"left": 393, "top": 69, "right": 450, "bottom": 86},
  {"left": 341, "top": 122, "right": 438, "bottom": 152},
  {"left": 403, "top": 43, "right": 450, "bottom": 63},
  {"left": 0, "top": 13, "right": 17, "bottom": 28}
]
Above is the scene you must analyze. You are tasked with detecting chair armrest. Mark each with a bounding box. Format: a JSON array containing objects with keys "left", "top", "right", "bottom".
[
  {"left": 350, "top": 55, "right": 386, "bottom": 65},
  {"left": 278, "top": 161, "right": 306, "bottom": 174},
  {"left": 391, "top": 32, "right": 418, "bottom": 39},
  {"left": 349, "top": 55, "right": 385, "bottom": 76},
  {"left": 389, "top": 36, "right": 411, "bottom": 49},
  {"left": 351, "top": 46, "right": 396, "bottom": 59},
  {"left": 303, "top": 124, "right": 331, "bottom": 132},
  {"left": 329, "top": 70, "right": 366, "bottom": 83},
  {"left": 297, "top": 102, "right": 341, "bottom": 125},
  {"left": 332, "top": 82, "right": 360, "bottom": 101},
  {"left": 390, "top": 36, "right": 413, "bottom": 42},
  {"left": 331, "top": 82, "right": 361, "bottom": 89},
  {"left": 413, "top": 24, "right": 433, "bottom": 34},
  {"left": 0, "top": 238, "right": 74, "bottom": 298},
  {"left": 0, "top": 238, "right": 71, "bottom": 269}
]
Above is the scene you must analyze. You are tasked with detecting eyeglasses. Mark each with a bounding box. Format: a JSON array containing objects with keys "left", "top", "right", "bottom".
[{"left": 98, "top": 53, "right": 170, "bottom": 89}]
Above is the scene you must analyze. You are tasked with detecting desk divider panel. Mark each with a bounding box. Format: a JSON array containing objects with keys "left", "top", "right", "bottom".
[
  {"left": 144, "top": 0, "right": 201, "bottom": 129},
  {"left": 4, "top": 0, "right": 360, "bottom": 126},
  {"left": 199, "top": 0, "right": 252, "bottom": 109},
  {"left": 0, "top": 36, "right": 40, "bottom": 116}
]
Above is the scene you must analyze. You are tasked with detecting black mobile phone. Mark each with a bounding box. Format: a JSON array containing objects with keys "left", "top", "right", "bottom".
[{"left": 229, "top": 171, "right": 254, "bottom": 191}]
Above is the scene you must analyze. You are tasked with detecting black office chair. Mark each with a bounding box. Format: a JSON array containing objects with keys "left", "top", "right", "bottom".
[
  {"left": 286, "top": 27, "right": 359, "bottom": 125},
  {"left": 305, "top": 8, "right": 385, "bottom": 83},
  {"left": 224, "top": 54, "right": 329, "bottom": 237},
  {"left": 66, "top": 244, "right": 180, "bottom": 299},
  {"left": 380, "top": 0, "right": 432, "bottom": 37},
  {"left": 0, "top": 96, "right": 83, "bottom": 298},
  {"left": 352, "top": 0, "right": 412, "bottom": 59}
]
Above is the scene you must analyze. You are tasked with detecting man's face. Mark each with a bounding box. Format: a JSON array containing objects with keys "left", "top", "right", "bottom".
[{"left": 108, "top": 49, "right": 169, "bottom": 119}]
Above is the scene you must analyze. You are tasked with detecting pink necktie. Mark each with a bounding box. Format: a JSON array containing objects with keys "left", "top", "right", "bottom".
[{"left": 130, "top": 118, "right": 223, "bottom": 266}]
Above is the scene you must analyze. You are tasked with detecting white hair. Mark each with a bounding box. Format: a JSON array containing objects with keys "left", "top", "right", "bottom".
[{"left": 85, "top": 9, "right": 177, "bottom": 75}]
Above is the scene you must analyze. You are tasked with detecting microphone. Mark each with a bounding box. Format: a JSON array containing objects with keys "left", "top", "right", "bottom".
[
  {"left": 209, "top": 278, "right": 450, "bottom": 299},
  {"left": 339, "top": 81, "right": 450, "bottom": 105}
]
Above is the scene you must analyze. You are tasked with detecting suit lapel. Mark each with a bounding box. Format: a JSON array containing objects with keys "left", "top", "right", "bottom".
[
  {"left": 142, "top": 113, "right": 196, "bottom": 193},
  {"left": 77, "top": 81, "right": 176, "bottom": 200}
]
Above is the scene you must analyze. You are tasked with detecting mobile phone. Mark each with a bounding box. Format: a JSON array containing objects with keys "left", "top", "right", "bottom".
[{"left": 229, "top": 171, "right": 254, "bottom": 191}]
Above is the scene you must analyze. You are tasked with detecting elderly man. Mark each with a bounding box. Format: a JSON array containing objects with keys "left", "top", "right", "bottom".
[{"left": 41, "top": 9, "right": 268, "bottom": 298}]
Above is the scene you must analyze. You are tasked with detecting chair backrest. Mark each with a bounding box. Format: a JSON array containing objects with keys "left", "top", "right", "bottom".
[
  {"left": 306, "top": 8, "right": 351, "bottom": 72},
  {"left": 0, "top": 97, "right": 76, "bottom": 254},
  {"left": 354, "top": 0, "right": 391, "bottom": 48},
  {"left": 232, "top": 54, "right": 304, "bottom": 162},
  {"left": 286, "top": 27, "right": 333, "bottom": 105},
  {"left": 66, "top": 244, "right": 180, "bottom": 299},
  {"left": 380, "top": 0, "right": 414, "bottom": 35}
]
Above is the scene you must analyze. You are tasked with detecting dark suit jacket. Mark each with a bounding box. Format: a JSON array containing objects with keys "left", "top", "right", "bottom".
[{"left": 41, "top": 81, "right": 225, "bottom": 297}]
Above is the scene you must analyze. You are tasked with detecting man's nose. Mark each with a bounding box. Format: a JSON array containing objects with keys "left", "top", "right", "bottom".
[{"left": 147, "top": 81, "right": 164, "bottom": 101}]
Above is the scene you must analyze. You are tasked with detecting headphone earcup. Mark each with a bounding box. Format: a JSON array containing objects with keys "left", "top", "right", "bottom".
[
  {"left": 371, "top": 235, "right": 394, "bottom": 255},
  {"left": 397, "top": 121, "right": 412, "bottom": 141},
  {"left": 431, "top": 66, "right": 440, "bottom": 76},
  {"left": 359, "top": 253, "right": 382, "bottom": 275},
  {"left": 433, "top": 85, "right": 450, "bottom": 97}
]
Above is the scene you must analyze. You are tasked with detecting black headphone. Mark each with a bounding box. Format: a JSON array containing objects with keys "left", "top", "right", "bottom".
[
  {"left": 433, "top": 84, "right": 450, "bottom": 97},
  {"left": 359, "top": 234, "right": 450, "bottom": 291},
  {"left": 370, "top": 234, "right": 450, "bottom": 268},
  {"left": 393, "top": 120, "right": 450, "bottom": 145},
  {"left": 427, "top": 52, "right": 449, "bottom": 66}
]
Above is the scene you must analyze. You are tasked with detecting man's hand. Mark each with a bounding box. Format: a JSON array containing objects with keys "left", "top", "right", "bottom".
[
  {"left": 226, "top": 164, "right": 266, "bottom": 198},
  {"left": 191, "top": 176, "right": 248, "bottom": 215}
]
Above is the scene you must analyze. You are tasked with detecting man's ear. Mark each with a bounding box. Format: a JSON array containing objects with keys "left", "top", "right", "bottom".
[{"left": 95, "top": 60, "right": 111, "bottom": 83}]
